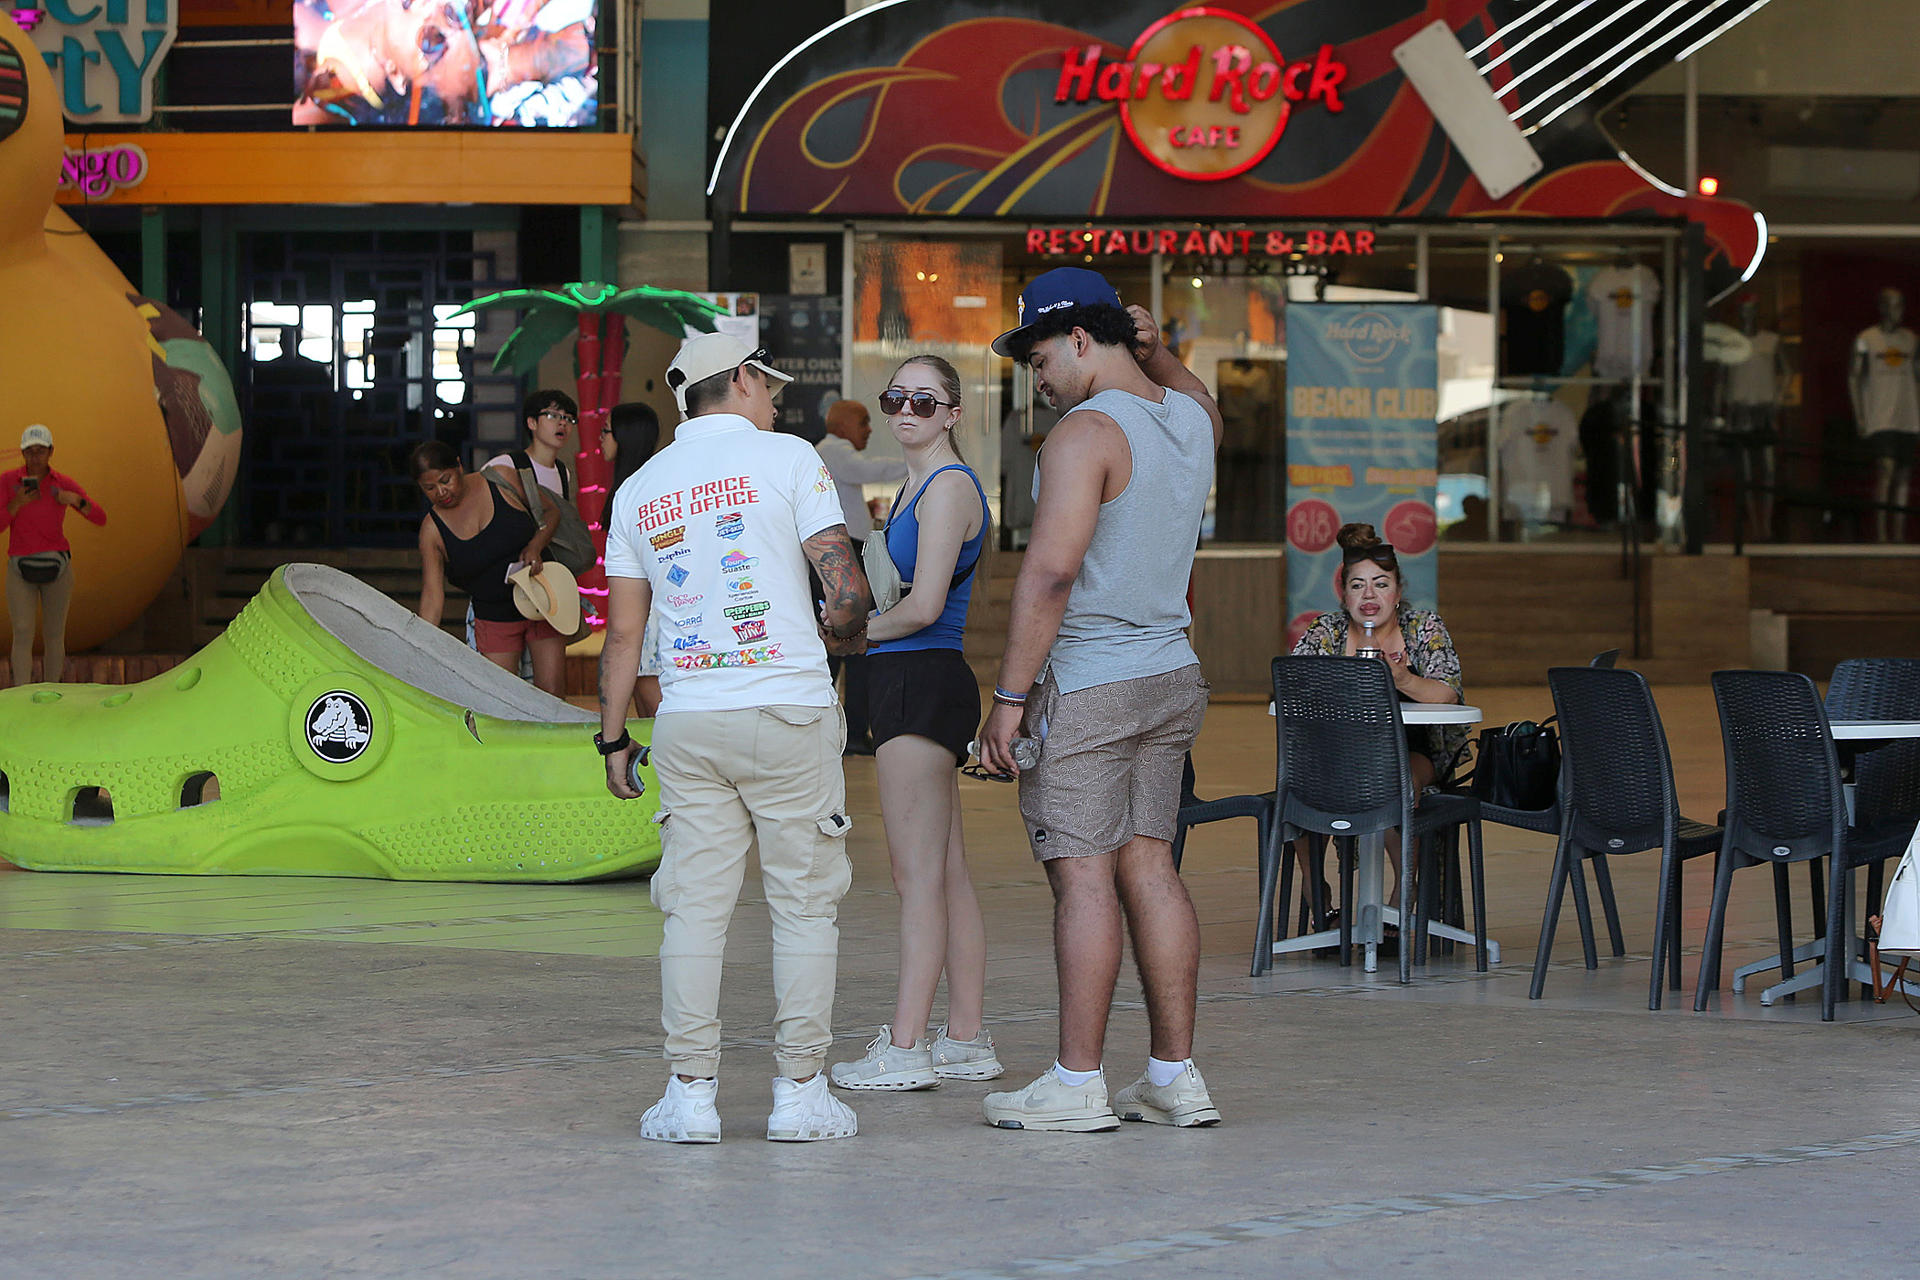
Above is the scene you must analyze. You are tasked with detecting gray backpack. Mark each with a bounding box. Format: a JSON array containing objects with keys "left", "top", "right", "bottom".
[{"left": 499, "top": 451, "right": 595, "bottom": 576}]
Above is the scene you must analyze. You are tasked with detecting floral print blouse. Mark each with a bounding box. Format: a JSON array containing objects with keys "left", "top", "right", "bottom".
[{"left": 1290, "top": 603, "right": 1468, "bottom": 778}]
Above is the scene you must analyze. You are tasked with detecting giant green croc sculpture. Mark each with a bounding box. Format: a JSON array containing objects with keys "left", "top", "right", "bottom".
[{"left": 0, "top": 564, "right": 658, "bottom": 881}]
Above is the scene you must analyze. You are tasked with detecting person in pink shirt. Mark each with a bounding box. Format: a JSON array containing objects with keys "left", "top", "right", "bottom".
[{"left": 1, "top": 425, "right": 107, "bottom": 686}]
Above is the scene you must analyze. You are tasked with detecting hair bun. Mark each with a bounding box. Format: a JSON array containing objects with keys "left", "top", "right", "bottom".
[{"left": 1335, "top": 522, "right": 1381, "bottom": 553}]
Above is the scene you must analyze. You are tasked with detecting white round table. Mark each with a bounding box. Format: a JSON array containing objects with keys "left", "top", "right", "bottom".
[
  {"left": 1263, "top": 701, "right": 1495, "bottom": 974},
  {"left": 1405, "top": 703, "right": 1483, "bottom": 726},
  {"left": 1734, "top": 717, "right": 1920, "bottom": 1006},
  {"left": 1268, "top": 702, "right": 1483, "bottom": 725},
  {"left": 1830, "top": 720, "right": 1920, "bottom": 740}
]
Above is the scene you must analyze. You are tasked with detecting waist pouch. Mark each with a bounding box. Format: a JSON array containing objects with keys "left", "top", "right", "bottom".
[{"left": 14, "top": 552, "right": 69, "bottom": 586}]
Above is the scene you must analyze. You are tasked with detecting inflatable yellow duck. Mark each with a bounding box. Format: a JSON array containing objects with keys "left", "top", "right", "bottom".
[{"left": 0, "top": 11, "right": 241, "bottom": 655}]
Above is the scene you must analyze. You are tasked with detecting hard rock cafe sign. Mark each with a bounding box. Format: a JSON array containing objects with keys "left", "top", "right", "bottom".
[{"left": 1053, "top": 6, "right": 1347, "bottom": 182}]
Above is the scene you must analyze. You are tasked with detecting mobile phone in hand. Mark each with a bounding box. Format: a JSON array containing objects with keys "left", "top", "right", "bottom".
[{"left": 20, "top": 477, "right": 38, "bottom": 495}]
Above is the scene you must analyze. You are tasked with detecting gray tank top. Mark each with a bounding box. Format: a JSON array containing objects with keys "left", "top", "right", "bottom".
[{"left": 1035, "top": 386, "right": 1214, "bottom": 693}]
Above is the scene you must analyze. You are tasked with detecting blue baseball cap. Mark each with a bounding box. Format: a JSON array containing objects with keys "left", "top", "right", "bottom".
[{"left": 991, "top": 267, "right": 1125, "bottom": 358}]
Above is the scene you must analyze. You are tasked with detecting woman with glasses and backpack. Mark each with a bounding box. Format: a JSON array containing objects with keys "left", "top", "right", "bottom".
[
  {"left": 2, "top": 424, "right": 106, "bottom": 686},
  {"left": 830, "top": 355, "right": 1004, "bottom": 1091}
]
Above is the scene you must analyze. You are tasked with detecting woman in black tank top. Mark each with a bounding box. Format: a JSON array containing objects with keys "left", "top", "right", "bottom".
[{"left": 409, "top": 441, "right": 565, "bottom": 695}]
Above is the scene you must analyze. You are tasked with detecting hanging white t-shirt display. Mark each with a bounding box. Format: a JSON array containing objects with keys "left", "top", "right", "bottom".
[
  {"left": 1587, "top": 265, "right": 1661, "bottom": 380},
  {"left": 1726, "top": 331, "right": 1781, "bottom": 407},
  {"left": 1854, "top": 326, "right": 1920, "bottom": 437},
  {"left": 605, "top": 413, "right": 844, "bottom": 713},
  {"left": 1497, "top": 398, "right": 1579, "bottom": 522}
]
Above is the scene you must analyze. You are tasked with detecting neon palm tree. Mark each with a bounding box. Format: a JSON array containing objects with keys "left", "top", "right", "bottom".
[{"left": 455, "top": 283, "right": 723, "bottom": 628}]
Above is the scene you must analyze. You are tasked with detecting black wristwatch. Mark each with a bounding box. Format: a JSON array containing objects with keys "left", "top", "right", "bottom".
[{"left": 594, "top": 729, "right": 631, "bottom": 756}]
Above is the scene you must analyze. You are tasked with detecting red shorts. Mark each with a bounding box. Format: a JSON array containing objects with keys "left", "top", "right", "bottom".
[{"left": 474, "top": 615, "right": 562, "bottom": 655}]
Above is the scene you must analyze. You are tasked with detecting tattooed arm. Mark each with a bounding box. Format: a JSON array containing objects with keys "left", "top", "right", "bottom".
[
  {"left": 599, "top": 573, "right": 651, "bottom": 798},
  {"left": 802, "top": 523, "right": 874, "bottom": 652}
]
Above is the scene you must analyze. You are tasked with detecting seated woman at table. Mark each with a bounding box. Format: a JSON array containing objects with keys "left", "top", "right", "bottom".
[{"left": 1291, "top": 523, "right": 1467, "bottom": 908}]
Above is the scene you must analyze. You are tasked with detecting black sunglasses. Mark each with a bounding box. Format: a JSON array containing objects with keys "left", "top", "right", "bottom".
[{"left": 879, "top": 389, "right": 957, "bottom": 418}]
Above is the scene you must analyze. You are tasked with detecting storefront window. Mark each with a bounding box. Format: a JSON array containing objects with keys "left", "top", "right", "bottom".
[
  {"left": 1701, "top": 234, "right": 1920, "bottom": 546},
  {"left": 849, "top": 236, "right": 1005, "bottom": 529}
]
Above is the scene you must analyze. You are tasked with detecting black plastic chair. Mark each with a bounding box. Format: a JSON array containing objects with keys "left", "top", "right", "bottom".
[
  {"left": 1533, "top": 667, "right": 1722, "bottom": 1008},
  {"left": 1827, "top": 658, "right": 1920, "bottom": 936},
  {"left": 1699, "top": 670, "right": 1916, "bottom": 1020},
  {"left": 1170, "top": 754, "right": 1274, "bottom": 876},
  {"left": 1261, "top": 656, "right": 1487, "bottom": 984},
  {"left": 1466, "top": 649, "right": 1628, "bottom": 966},
  {"left": 1826, "top": 657, "right": 1920, "bottom": 722}
]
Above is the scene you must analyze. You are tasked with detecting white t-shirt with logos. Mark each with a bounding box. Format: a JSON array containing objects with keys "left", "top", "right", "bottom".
[
  {"left": 1497, "top": 398, "right": 1578, "bottom": 522},
  {"left": 1587, "top": 265, "right": 1661, "bottom": 380},
  {"left": 604, "top": 414, "right": 843, "bottom": 713},
  {"left": 1855, "top": 325, "right": 1920, "bottom": 437}
]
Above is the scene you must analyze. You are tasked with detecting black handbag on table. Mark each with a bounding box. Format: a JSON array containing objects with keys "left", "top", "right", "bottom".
[{"left": 1460, "top": 718, "right": 1561, "bottom": 811}]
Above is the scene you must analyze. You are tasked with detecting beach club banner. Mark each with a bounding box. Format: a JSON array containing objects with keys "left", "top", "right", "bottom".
[{"left": 1284, "top": 303, "right": 1439, "bottom": 649}]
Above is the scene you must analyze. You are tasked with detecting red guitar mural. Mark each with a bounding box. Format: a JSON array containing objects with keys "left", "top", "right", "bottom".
[{"left": 711, "top": 0, "right": 1766, "bottom": 295}]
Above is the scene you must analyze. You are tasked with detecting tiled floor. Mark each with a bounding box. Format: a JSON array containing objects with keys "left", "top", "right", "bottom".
[{"left": 0, "top": 690, "right": 1912, "bottom": 1277}]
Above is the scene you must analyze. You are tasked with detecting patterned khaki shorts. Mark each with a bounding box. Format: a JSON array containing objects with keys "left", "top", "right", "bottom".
[{"left": 1017, "top": 664, "right": 1210, "bottom": 861}]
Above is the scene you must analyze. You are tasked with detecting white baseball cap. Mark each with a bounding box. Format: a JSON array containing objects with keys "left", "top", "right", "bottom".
[
  {"left": 665, "top": 333, "right": 791, "bottom": 414},
  {"left": 19, "top": 424, "right": 52, "bottom": 450}
]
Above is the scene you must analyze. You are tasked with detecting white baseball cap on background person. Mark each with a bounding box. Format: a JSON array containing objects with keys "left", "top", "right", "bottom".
[
  {"left": 19, "top": 424, "right": 52, "bottom": 450},
  {"left": 665, "top": 333, "right": 792, "bottom": 414}
]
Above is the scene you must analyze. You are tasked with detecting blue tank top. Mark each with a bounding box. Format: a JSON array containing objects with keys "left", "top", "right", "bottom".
[{"left": 870, "top": 463, "right": 988, "bottom": 654}]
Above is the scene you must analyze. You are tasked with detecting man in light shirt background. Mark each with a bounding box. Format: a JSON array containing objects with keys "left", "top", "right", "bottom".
[{"left": 814, "top": 398, "right": 907, "bottom": 754}]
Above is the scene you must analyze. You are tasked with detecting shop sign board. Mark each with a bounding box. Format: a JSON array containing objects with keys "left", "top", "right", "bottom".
[
  {"left": 26, "top": 0, "right": 176, "bottom": 123},
  {"left": 1028, "top": 226, "right": 1374, "bottom": 258},
  {"left": 759, "top": 294, "right": 842, "bottom": 440},
  {"left": 689, "top": 293, "right": 760, "bottom": 346},
  {"left": 57, "top": 140, "right": 146, "bottom": 197},
  {"left": 712, "top": 0, "right": 1768, "bottom": 297},
  {"left": 1284, "top": 303, "right": 1439, "bottom": 646},
  {"left": 1053, "top": 7, "right": 1346, "bottom": 182}
]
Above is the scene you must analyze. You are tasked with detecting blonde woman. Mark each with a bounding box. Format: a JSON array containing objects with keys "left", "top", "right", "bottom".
[{"left": 831, "top": 355, "right": 1002, "bottom": 1090}]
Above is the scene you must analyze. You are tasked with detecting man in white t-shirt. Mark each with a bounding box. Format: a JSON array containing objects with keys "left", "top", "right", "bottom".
[
  {"left": 814, "top": 399, "right": 906, "bottom": 539},
  {"left": 812, "top": 398, "right": 906, "bottom": 754},
  {"left": 598, "top": 333, "right": 874, "bottom": 1145}
]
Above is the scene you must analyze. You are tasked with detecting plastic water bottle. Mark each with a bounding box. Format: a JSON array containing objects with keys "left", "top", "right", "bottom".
[
  {"left": 967, "top": 737, "right": 1041, "bottom": 771},
  {"left": 626, "top": 743, "right": 651, "bottom": 798},
  {"left": 1356, "top": 618, "right": 1383, "bottom": 659}
]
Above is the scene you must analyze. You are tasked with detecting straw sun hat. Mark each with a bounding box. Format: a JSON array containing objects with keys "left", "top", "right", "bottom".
[{"left": 508, "top": 561, "right": 583, "bottom": 637}]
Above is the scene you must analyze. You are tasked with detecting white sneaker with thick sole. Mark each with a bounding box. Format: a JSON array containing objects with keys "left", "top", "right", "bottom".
[
  {"left": 981, "top": 1070, "right": 1119, "bottom": 1132},
  {"left": 931, "top": 1025, "right": 1005, "bottom": 1081},
  {"left": 1113, "top": 1063, "right": 1223, "bottom": 1127},
  {"left": 640, "top": 1075, "right": 721, "bottom": 1143},
  {"left": 766, "top": 1074, "right": 858, "bottom": 1142},
  {"left": 830, "top": 1026, "right": 940, "bottom": 1091}
]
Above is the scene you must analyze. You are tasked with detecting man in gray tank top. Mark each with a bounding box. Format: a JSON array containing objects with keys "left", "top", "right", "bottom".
[{"left": 977, "top": 268, "right": 1224, "bottom": 1133}]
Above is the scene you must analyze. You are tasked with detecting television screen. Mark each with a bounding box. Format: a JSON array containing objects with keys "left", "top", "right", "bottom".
[{"left": 293, "top": 0, "right": 597, "bottom": 127}]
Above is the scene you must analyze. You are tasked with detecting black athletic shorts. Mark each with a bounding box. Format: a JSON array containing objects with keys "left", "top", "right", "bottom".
[{"left": 866, "top": 648, "right": 981, "bottom": 765}]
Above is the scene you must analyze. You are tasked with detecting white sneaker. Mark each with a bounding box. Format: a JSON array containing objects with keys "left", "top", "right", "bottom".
[
  {"left": 931, "top": 1025, "right": 1005, "bottom": 1080},
  {"left": 830, "top": 1026, "right": 940, "bottom": 1090},
  {"left": 766, "top": 1073, "right": 858, "bottom": 1142},
  {"left": 1113, "top": 1063, "right": 1222, "bottom": 1127},
  {"left": 640, "top": 1075, "right": 721, "bottom": 1144},
  {"left": 981, "top": 1070, "right": 1119, "bottom": 1132}
]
